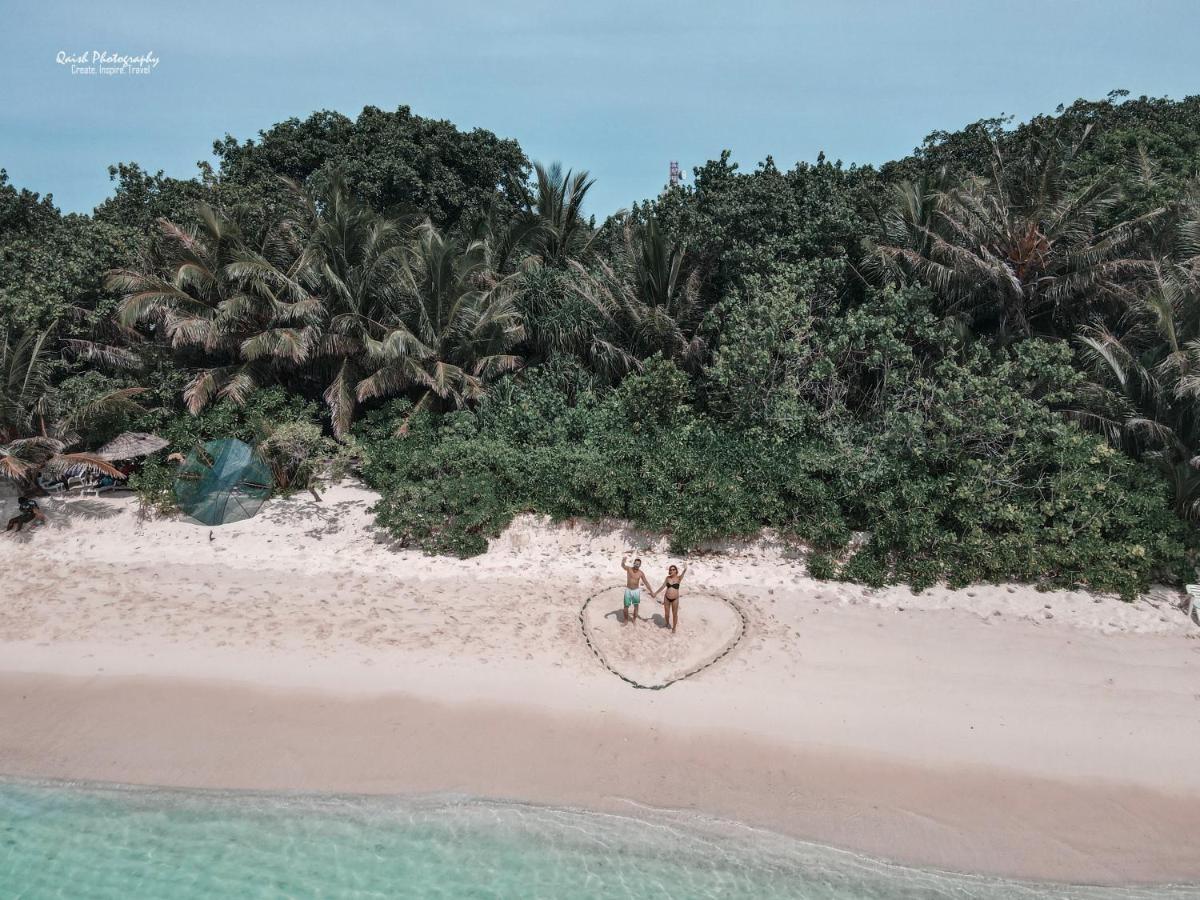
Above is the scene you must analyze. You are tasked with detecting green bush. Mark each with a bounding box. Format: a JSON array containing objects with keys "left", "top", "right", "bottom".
[
  {"left": 134, "top": 387, "right": 323, "bottom": 450},
  {"left": 354, "top": 358, "right": 1192, "bottom": 596},
  {"left": 127, "top": 455, "right": 178, "bottom": 517},
  {"left": 806, "top": 552, "right": 836, "bottom": 580},
  {"left": 837, "top": 547, "right": 889, "bottom": 588}
]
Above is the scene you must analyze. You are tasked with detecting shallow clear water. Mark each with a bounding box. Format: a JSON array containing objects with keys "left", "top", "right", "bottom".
[{"left": 1, "top": 779, "right": 1195, "bottom": 899}]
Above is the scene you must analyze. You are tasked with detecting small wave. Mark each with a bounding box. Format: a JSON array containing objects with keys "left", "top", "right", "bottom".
[{"left": 2, "top": 778, "right": 1195, "bottom": 899}]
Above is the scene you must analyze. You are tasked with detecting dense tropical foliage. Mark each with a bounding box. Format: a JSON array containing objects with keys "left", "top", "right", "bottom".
[{"left": 4, "top": 95, "right": 1200, "bottom": 597}]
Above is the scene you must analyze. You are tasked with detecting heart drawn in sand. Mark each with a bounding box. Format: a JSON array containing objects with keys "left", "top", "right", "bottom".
[{"left": 580, "top": 589, "right": 745, "bottom": 689}]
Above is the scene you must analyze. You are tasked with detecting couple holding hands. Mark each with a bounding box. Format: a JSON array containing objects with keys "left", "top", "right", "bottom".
[{"left": 621, "top": 553, "right": 688, "bottom": 632}]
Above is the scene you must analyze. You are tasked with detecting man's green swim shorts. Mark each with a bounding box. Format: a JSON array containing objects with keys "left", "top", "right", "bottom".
[{"left": 623, "top": 588, "right": 641, "bottom": 608}]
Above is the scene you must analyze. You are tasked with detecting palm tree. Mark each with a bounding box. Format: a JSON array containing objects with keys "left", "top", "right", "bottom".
[
  {"left": 569, "top": 217, "right": 705, "bottom": 373},
  {"left": 869, "top": 127, "right": 1165, "bottom": 342},
  {"left": 527, "top": 162, "right": 597, "bottom": 267},
  {"left": 289, "top": 174, "right": 408, "bottom": 436},
  {"left": 110, "top": 175, "right": 409, "bottom": 437},
  {"left": 511, "top": 263, "right": 623, "bottom": 375},
  {"left": 864, "top": 167, "right": 955, "bottom": 282},
  {"left": 1074, "top": 254, "right": 1200, "bottom": 518},
  {"left": 109, "top": 201, "right": 316, "bottom": 414},
  {"left": 1, "top": 325, "right": 140, "bottom": 483},
  {"left": 471, "top": 198, "right": 541, "bottom": 278},
  {"left": 111, "top": 175, "right": 526, "bottom": 439},
  {"left": 485, "top": 162, "right": 613, "bottom": 374},
  {"left": 356, "top": 221, "right": 524, "bottom": 430}
]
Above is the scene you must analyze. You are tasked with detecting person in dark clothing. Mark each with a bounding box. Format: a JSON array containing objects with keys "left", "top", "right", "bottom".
[{"left": 6, "top": 496, "right": 45, "bottom": 532}]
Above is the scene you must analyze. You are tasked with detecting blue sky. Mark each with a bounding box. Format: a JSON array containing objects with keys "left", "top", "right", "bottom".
[{"left": 2, "top": 0, "right": 1198, "bottom": 218}]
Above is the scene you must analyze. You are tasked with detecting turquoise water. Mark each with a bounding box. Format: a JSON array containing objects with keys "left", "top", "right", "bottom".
[{"left": 1, "top": 780, "right": 1196, "bottom": 899}]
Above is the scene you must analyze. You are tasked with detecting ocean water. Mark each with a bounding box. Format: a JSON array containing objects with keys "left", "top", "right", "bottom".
[{"left": 1, "top": 779, "right": 1195, "bottom": 900}]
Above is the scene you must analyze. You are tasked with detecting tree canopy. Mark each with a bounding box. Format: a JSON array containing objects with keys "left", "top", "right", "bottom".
[{"left": 4, "top": 92, "right": 1199, "bottom": 597}]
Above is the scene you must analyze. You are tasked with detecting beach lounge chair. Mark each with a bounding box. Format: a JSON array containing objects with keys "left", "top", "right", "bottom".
[
  {"left": 1186, "top": 585, "right": 1200, "bottom": 627},
  {"left": 36, "top": 475, "right": 67, "bottom": 499}
]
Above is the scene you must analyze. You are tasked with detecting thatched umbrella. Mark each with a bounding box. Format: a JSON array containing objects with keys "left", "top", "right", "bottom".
[{"left": 95, "top": 432, "right": 170, "bottom": 462}]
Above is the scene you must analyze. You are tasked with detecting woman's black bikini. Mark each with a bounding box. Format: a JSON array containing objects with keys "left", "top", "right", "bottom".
[{"left": 664, "top": 578, "right": 681, "bottom": 601}]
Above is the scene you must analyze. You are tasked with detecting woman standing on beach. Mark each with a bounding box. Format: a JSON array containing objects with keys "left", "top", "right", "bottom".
[{"left": 655, "top": 562, "right": 688, "bottom": 632}]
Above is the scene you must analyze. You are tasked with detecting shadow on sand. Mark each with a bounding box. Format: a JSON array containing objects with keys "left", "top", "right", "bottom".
[
  {"left": 258, "top": 494, "right": 411, "bottom": 551},
  {"left": 602, "top": 607, "right": 671, "bottom": 628},
  {"left": 41, "top": 498, "right": 124, "bottom": 529}
]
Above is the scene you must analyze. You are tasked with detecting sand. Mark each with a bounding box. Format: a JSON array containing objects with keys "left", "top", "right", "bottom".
[
  {"left": 2, "top": 482, "right": 1199, "bottom": 884},
  {"left": 581, "top": 589, "right": 745, "bottom": 686}
]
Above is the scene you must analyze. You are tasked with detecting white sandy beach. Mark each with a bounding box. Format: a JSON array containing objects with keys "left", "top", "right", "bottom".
[{"left": 2, "top": 482, "right": 1199, "bottom": 884}]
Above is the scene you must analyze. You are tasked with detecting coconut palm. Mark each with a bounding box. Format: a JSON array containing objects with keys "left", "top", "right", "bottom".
[
  {"left": 110, "top": 175, "right": 412, "bottom": 437},
  {"left": 1074, "top": 253, "right": 1200, "bottom": 518},
  {"left": 869, "top": 127, "right": 1166, "bottom": 342},
  {"left": 1, "top": 325, "right": 140, "bottom": 483},
  {"left": 488, "top": 162, "right": 625, "bottom": 374},
  {"left": 287, "top": 174, "right": 408, "bottom": 436},
  {"left": 864, "top": 167, "right": 956, "bottom": 282},
  {"left": 527, "top": 162, "right": 597, "bottom": 267},
  {"left": 108, "top": 200, "right": 316, "bottom": 415},
  {"left": 471, "top": 198, "right": 542, "bottom": 278},
  {"left": 355, "top": 221, "right": 524, "bottom": 429},
  {"left": 569, "top": 217, "right": 705, "bottom": 373}
]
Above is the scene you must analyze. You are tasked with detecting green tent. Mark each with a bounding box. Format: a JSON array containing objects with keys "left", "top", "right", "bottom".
[{"left": 174, "top": 438, "right": 272, "bottom": 527}]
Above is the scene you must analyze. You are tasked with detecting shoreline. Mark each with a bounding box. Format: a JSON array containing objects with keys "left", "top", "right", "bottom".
[
  {"left": 3, "top": 671, "right": 1199, "bottom": 886},
  {"left": 3, "top": 484, "right": 1200, "bottom": 886}
]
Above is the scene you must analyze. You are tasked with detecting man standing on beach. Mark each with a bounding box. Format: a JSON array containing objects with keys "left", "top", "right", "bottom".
[{"left": 621, "top": 553, "right": 654, "bottom": 623}]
